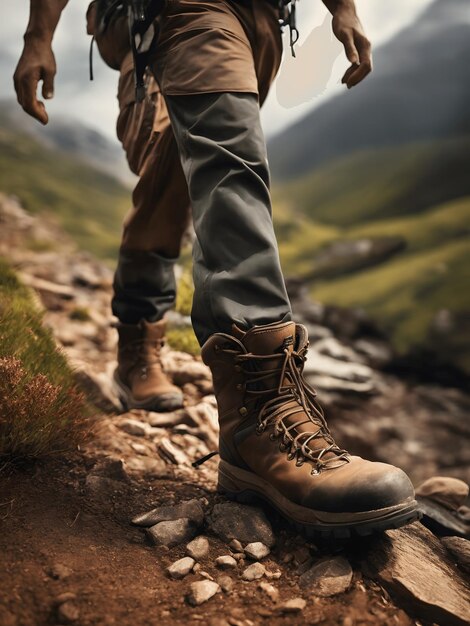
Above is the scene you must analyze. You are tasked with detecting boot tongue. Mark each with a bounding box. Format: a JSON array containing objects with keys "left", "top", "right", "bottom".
[{"left": 233, "top": 321, "right": 297, "bottom": 356}]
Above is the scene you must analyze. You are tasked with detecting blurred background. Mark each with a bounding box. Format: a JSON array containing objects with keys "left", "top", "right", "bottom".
[{"left": 0, "top": 0, "right": 470, "bottom": 479}]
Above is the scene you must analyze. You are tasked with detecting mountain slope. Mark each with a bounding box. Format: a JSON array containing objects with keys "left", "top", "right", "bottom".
[
  {"left": 272, "top": 137, "right": 470, "bottom": 373},
  {"left": 0, "top": 100, "right": 132, "bottom": 185},
  {"left": 268, "top": 0, "right": 470, "bottom": 179},
  {"left": 0, "top": 119, "right": 129, "bottom": 262}
]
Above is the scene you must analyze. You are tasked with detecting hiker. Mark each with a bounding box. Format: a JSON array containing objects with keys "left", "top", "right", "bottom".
[{"left": 14, "top": 0, "right": 419, "bottom": 536}]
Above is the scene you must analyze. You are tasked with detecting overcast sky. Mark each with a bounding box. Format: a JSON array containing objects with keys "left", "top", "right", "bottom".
[{"left": 1, "top": 0, "right": 434, "bottom": 140}]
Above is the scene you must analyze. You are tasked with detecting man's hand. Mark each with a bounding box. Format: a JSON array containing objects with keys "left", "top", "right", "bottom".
[
  {"left": 326, "top": 1, "right": 372, "bottom": 88},
  {"left": 13, "top": 37, "right": 57, "bottom": 125}
]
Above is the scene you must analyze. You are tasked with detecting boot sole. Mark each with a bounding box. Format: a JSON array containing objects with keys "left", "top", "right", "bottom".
[
  {"left": 113, "top": 372, "right": 184, "bottom": 412},
  {"left": 217, "top": 460, "right": 421, "bottom": 539}
]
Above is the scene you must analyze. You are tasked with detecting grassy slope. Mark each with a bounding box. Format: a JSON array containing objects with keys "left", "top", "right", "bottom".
[
  {"left": 272, "top": 138, "right": 470, "bottom": 371},
  {"left": 0, "top": 126, "right": 129, "bottom": 263},
  {"left": 274, "top": 136, "right": 470, "bottom": 227},
  {"left": 0, "top": 259, "right": 91, "bottom": 458}
]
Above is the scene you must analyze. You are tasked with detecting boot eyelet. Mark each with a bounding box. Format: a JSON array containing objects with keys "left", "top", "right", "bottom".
[
  {"left": 311, "top": 468, "right": 320, "bottom": 476},
  {"left": 269, "top": 433, "right": 277, "bottom": 441},
  {"left": 239, "top": 406, "right": 248, "bottom": 416},
  {"left": 214, "top": 344, "right": 220, "bottom": 352},
  {"left": 236, "top": 383, "right": 243, "bottom": 391},
  {"left": 234, "top": 365, "right": 242, "bottom": 372}
]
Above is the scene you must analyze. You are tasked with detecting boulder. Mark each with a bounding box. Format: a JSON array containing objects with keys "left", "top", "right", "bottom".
[{"left": 360, "top": 523, "right": 470, "bottom": 626}]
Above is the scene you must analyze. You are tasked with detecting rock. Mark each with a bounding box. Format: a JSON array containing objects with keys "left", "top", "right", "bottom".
[
  {"left": 353, "top": 338, "right": 392, "bottom": 367},
  {"left": 186, "top": 536, "right": 210, "bottom": 561},
  {"left": 305, "top": 350, "right": 374, "bottom": 383},
  {"left": 187, "top": 581, "right": 220, "bottom": 606},
  {"left": 265, "top": 569, "right": 282, "bottom": 580},
  {"left": 441, "top": 537, "right": 470, "bottom": 573},
  {"left": 48, "top": 563, "right": 72, "bottom": 580},
  {"left": 131, "top": 442, "right": 149, "bottom": 455},
  {"left": 215, "top": 556, "right": 237, "bottom": 570},
  {"left": 244, "top": 542, "right": 270, "bottom": 561},
  {"left": 55, "top": 596, "right": 79, "bottom": 624},
  {"left": 85, "top": 475, "right": 122, "bottom": 496},
  {"left": 172, "top": 361, "right": 211, "bottom": 386},
  {"left": 148, "top": 411, "right": 190, "bottom": 429},
  {"left": 156, "top": 438, "right": 189, "bottom": 465},
  {"left": 119, "top": 418, "right": 149, "bottom": 437},
  {"left": 308, "top": 374, "right": 378, "bottom": 397},
  {"left": 207, "top": 502, "right": 275, "bottom": 548},
  {"left": 241, "top": 562, "right": 265, "bottom": 581},
  {"left": 92, "top": 457, "right": 129, "bottom": 482},
  {"left": 217, "top": 575, "right": 234, "bottom": 594},
  {"left": 54, "top": 593, "right": 77, "bottom": 604},
  {"left": 132, "top": 498, "right": 204, "bottom": 527},
  {"left": 167, "top": 557, "right": 195, "bottom": 579},
  {"left": 146, "top": 518, "right": 197, "bottom": 548},
  {"left": 416, "top": 476, "right": 469, "bottom": 510},
  {"left": 360, "top": 523, "right": 470, "bottom": 626},
  {"left": 276, "top": 598, "right": 306, "bottom": 614},
  {"left": 74, "top": 368, "right": 122, "bottom": 413},
  {"left": 299, "top": 557, "right": 353, "bottom": 597},
  {"left": 313, "top": 337, "right": 360, "bottom": 363},
  {"left": 258, "top": 581, "right": 279, "bottom": 602},
  {"left": 229, "top": 539, "right": 243, "bottom": 552}
]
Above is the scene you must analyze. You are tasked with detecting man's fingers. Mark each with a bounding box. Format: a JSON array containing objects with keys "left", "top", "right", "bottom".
[
  {"left": 338, "top": 30, "right": 359, "bottom": 66},
  {"left": 341, "top": 63, "right": 358, "bottom": 84},
  {"left": 345, "top": 34, "right": 372, "bottom": 88},
  {"left": 21, "top": 73, "right": 48, "bottom": 124},
  {"left": 42, "top": 70, "right": 55, "bottom": 100}
]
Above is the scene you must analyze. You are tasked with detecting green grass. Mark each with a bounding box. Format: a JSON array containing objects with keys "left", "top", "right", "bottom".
[
  {"left": 0, "top": 259, "right": 92, "bottom": 459},
  {"left": 275, "top": 136, "right": 470, "bottom": 227},
  {"left": 0, "top": 128, "right": 129, "bottom": 263},
  {"left": 272, "top": 139, "right": 470, "bottom": 374}
]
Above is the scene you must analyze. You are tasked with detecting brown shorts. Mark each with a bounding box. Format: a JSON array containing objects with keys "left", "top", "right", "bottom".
[
  {"left": 152, "top": 0, "right": 282, "bottom": 101},
  {"left": 91, "top": 0, "right": 282, "bottom": 254}
]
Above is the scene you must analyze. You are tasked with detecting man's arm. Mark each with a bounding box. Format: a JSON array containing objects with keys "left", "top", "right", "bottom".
[
  {"left": 322, "top": 0, "right": 372, "bottom": 88},
  {"left": 13, "top": 0, "right": 69, "bottom": 124}
]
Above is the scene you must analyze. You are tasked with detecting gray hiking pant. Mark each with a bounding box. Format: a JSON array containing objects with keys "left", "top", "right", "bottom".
[{"left": 113, "top": 92, "right": 292, "bottom": 345}]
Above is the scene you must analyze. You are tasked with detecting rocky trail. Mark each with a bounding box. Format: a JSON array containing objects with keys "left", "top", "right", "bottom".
[{"left": 0, "top": 193, "right": 469, "bottom": 626}]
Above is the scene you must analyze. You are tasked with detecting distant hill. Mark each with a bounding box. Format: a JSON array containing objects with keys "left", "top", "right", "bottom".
[
  {"left": 0, "top": 107, "right": 129, "bottom": 262},
  {"left": 0, "top": 100, "right": 132, "bottom": 186},
  {"left": 268, "top": 0, "right": 470, "bottom": 180},
  {"left": 272, "top": 136, "right": 470, "bottom": 374}
]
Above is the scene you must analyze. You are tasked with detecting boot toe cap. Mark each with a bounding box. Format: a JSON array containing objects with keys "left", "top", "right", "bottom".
[{"left": 302, "top": 457, "right": 415, "bottom": 513}]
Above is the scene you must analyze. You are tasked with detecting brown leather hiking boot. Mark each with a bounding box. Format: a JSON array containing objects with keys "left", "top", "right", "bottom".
[
  {"left": 201, "top": 320, "right": 420, "bottom": 538},
  {"left": 114, "top": 319, "right": 184, "bottom": 412}
]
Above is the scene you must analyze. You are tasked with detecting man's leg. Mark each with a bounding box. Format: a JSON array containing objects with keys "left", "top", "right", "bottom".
[
  {"left": 109, "top": 54, "right": 190, "bottom": 411},
  {"left": 165, "top": 92, "right": 292, "bottom": 345}
]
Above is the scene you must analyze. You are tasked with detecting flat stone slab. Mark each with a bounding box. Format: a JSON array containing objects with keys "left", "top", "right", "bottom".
[
  {"left": 360, "top": 522, "right": 470, "bottom": 626},
  {"left": 207, "top": 502, "right": 275, "bottom": 547},
  {"left": 299, "top": 556, "right": 353, "bottom": 597},
  {"left": 132, "top": 499, "right": 204, "bottom": 528},
  {"left": 146, "top": 518, "right": 197, "bottom": 548}
]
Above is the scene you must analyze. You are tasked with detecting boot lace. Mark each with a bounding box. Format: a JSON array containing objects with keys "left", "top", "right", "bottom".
[
  {"left": 122, "top": 338, "right": 164, "bottom": 378},
  {"left": 222, "top": 343, "right": 350, "bottom": 475}
]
